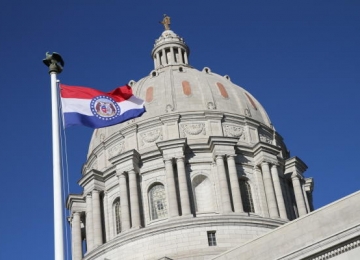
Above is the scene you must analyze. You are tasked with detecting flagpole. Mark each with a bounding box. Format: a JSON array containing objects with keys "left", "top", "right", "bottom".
[{"left": 43, "top": 52, "right": 65, "bottom": 260}]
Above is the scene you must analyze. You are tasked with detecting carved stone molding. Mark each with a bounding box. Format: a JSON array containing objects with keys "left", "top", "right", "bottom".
[
  {"left": 259, "top": 133, "right": 272, "bottom": 144},
  {"left": 85, "top": 160, "right": 98, "bottom": 172},
  {"left": 307, "top": 238, "right": 360, "bottom": 260},
  {"left": 261, "top": 158, "right": 279, "bottom": 166},
  {"left": 244, "top": 108, "right": 252, "bottom": 117},
  {"left": 223, "top": 125, "right": 245, "bottom": 140},
  {"left": 91, "top": 161, "right": 98, "bottom": 170},
  {"left": 207, "top": 102, "right": 216, "bottom": 110},
  {"left": 166, "top": 104, "right": 174, "bottom": 112},
  {"left": 108, "top": 142, "right": 125, "bottom": 158},
  {"left": 180, "top": 123, "right": 206, "bottom": 137},
  {"left": 139, "top": 128, "right": 163, "bottom": 146}
]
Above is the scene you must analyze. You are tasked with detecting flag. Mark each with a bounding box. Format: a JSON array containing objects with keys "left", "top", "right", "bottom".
[{"left": 60, "top": 84, "right": 146, "bottom": 128}]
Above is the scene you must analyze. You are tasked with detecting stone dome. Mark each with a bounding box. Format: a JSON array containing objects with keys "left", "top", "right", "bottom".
[
  {"left": 88, "top": 29, "right": 273, "bottom": 157},
  {"left": 68, "top": 25, "right": 314, "bottom": 260},
  {"left": 132, "top": 65, "right": 271, "bottom": 126}
]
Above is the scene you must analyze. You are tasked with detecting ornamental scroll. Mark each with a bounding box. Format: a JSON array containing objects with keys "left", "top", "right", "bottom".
[
  {"left": 223, "top": 125, "right": 246, "bottom": 140},
  {"left": 108, "top": 142, "right": 125, "bottom": 158},
  {"left": 139, "top": 128, "right": 163, "bottom": 147},
  {"left": 180, "top": 123, "right": 206, "bottom": 138}
]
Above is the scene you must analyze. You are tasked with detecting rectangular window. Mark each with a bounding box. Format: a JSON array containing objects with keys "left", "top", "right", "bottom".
[{"left": 207, "top": 231, "right": 217, "bottom": 246}]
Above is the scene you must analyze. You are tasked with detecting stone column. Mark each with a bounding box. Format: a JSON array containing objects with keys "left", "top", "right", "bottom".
[
  {"left": 92, "top": 190, "right": 103, "bottom": 247},
  {"left": 302, "top": 184, "right": 311, "bottom": 212},
  {"left": 164, "top": 158, "right": 179, "bottom": 217},
  {"left": 162, "top": 49, "right": 167, "bottom": 65},
  {"left": 118, "top": 173, "right": 130, "bottom": 231},
  {"left": 103, "top": 192, "right": 110, "bottom": 242},
  {"left": 291, "top": 173, "right": 307, "bottom": 217},
  {"left": 85, "top": 193, "right": 94, "bottom": 251},
  {"left": 255, "top": 166, "right": 269, "bottom": 217},
  {"left": 155, "top": 52, "right": 160, "bottom": 67},
  {"left": 170, "top": 47, "right": 175, "bottom": 64},
  {"left": 178, "top": 48, "right": 184, "bottom": 64},
  {"left": 226, "top": 155, "right": 243, "bottom": 213},
  {"left": 71, "top": 212, "right": 82, "bottom": 260},
  {"left": 270, "top": 165, "right": 287, "bottom": 219},
  {"left": 184, "top": 50, "right": 188, "bottom": 64},
  {"left": 216, "top": 155, "right": 232, "bottom": 213},
  {"left": 128, "top": 169, "right": 141, "bottom": 228},
  {"left": 176, "top": 157, "right": 191, "bottom": 216},
  {"left": 261, "top": 162, "right": 279, "bottom": 218}
]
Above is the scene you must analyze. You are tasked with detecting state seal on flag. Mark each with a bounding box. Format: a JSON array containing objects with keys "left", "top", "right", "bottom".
[{"left": 90, "top": 95, "right": 121, "bottom": 120}]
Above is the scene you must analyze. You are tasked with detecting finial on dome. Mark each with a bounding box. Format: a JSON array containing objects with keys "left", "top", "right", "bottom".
[
  {"left": 159, "top": 14, "right": 171, "bottom": 31},
  {"left": 152, "top": 17, "right": 190, "bottom": 69}
]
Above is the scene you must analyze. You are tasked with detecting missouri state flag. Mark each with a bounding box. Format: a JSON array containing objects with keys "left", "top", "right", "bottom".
[{"left": 60, "top": 84, "right": 145, "bottom": 128}]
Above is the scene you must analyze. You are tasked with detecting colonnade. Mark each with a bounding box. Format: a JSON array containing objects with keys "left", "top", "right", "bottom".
[
  {"left": 70, "top": 189, "right": 105, "bottom": 260},
  {"left": 70, "top": 169, "right": 142, "bottom": 260},
  {"left": 164, "top": 156, "right": 191, "bottom": 216},
  {"left": 259, "top": 161, "right": 308, "bottom": 219},
  {"left": 165, "top": 154, "right": 247, "bottom": 216},
  {"left": 215, "top": 155, "right": 244, "bottom": 213},
  {"left": 117, "top": 169, "right": 141, "bottom": 231},
  {"left": 69, "top": 154, "right": 310, "bottom": 260},
  {"left": 153, "top": 46, "right": 189, "bottom": 69}
]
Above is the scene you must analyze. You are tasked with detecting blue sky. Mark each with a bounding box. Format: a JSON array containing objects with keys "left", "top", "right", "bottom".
[{"left": 0, "top": 1, "right": 359, "bottom": 259}]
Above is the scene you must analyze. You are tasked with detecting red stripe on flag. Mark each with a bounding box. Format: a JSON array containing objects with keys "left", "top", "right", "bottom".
[{"left": 60, "top": 84, "right": 134, "bottom": 102}]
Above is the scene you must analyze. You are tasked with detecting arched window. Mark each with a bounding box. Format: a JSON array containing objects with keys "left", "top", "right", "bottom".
[
  {"left": 192, "top": 175, "right": 214, "bottom": 213},
  {"left": 113, "top": 198, "right": 121, "bottom": 234},
  {"left": 239, "top": 179, "right": 255, "bottom": 213},
  {"left": 149, "top": 184, "right": 167, "bottom": 220}
]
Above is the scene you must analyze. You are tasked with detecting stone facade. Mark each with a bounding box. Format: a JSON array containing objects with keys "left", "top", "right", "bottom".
[
  {"left": 212, "top": 191, "right": 360, "bottom": 260},
  {"left": 67, "top": 29, "right": 316, "bottom": 260}
]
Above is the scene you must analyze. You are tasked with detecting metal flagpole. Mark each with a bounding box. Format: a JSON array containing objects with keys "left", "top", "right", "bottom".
[{"left": 43, "top": 52, "right": 65, "bottom": 260}]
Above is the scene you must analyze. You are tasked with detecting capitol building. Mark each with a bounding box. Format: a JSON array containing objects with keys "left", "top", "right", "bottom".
[{"left": 66, "top": 21, "right": 360, "bottom": 260}]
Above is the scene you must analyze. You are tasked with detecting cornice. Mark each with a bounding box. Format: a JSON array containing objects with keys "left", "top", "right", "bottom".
[
  {"left": 304, "top": 177, "right": 314, "bottom": 192},
  {"left": 66, "top": 193, "right": 85, "bottom": 211},
  {"left": 137, "top": 117, "right": 163, "bottom": 132},
  {"left": 252, "top": 142, "right": 281, "bottom": 155},
  {"left": 120, "top": 123, "right": 138, "bottom": 136},
  {"left": 306, "top": 236, "right": 360, "bottom": 260},
  {"left": 222, "top": 114, "right": 247, "bottom": 125},
  {"left": 109, "top": 149, "right": 140, "bottom": 165},
  {"left": 159, "top": 114, "right": 180, "bottom": 124},
  {"left": 285, "top": 156, "right": 308, "bottom": 176},
  {"left": 252, "top": 142, "right": 282, "bottom": 166},
  {"left": 83, "top": 215, "right": 287, "bottom": 260},
  {"left": 281, "top": 225, "right": 360, "bottom": 260},
  {"left": 208, "top": 136, "right": 238, "bottom": 149},
  {"left": 157, "top": 138, "right": 187, "bottom": 152},
  {"left": 178, "top": 111, "right": 206, "bottom": 121},
  {"left": 103, "top": 131, "right": 124, "bottom": 150},
  {"left": 204, "top": 111, "right": 224, "bottom": 120},
  {"left": 78, "top": 169, "right": 105, "bottom": 189},
  {"left": 140, "top": 148, "right": 163, "bottom": 163}
]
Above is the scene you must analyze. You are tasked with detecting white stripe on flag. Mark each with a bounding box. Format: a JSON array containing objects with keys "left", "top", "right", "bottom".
[{"left": 61, "top": 98, "right": 92, "bottom": 115}]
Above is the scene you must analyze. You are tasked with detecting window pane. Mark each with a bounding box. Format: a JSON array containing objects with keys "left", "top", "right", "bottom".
[
  {"left": 207, "top": 231, "right": 217, "bottom": 246},
  {"left": 114, "top": 199, "right": 121, "bottom": 234},
  {"left": 149, "top": 184, "right": 167, "bottom": 220},
  {"left": 239, "top": 180, "right": 255, "bottom": 213}
]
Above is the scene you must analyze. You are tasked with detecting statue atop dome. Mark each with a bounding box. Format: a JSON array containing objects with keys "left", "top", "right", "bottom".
[{"left": 160, "top": 14, "right": 171, "bottom": 30}]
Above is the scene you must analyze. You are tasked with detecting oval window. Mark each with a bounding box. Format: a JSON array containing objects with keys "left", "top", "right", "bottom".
[
  {"left": 245, "top": 93, "right": 257, "bottom": 110},
  {"left": 146, "top": 87, "right": 154, "bottom": 103},
  {"left": 182, "top": 81, "right": 192, "bottom": 96},
  {"left": 216, "top": 82, "right": 229, "bottom": 98}
]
